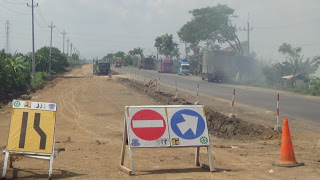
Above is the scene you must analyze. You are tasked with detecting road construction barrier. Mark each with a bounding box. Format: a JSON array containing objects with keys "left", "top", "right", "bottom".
[
  {"left": 175, "top": 81, "right": 178, "bottom": 98},
  {"left": 195, "top": 83, "right": 199, "bottom": 104},
  {"left": 2, "top": 100, "right": 58, "bottom": 179},
  {"left": 119, "top": 105, "right": 214, "bottom": 175},
  {"left": 274, "top": 93, "right": 282, "bottom": 132},
  {"left": 229, "top": 89, "right": 236, "bottom": 118},
  {"left": 273, "top": 118, "right": 304, "bottom": 167}
]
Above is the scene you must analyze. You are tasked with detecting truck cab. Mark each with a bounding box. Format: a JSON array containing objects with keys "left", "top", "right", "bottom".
[
  {"left": 115, "top": 61, "right": 122, "bottom": 68},
  {"left": 178, "top": 60, "right": 190, "bottom": 75},
  {"left": 158, "top": 58, "right": 173, "bottom": 73},
  {"left": 98, "top": 62, "right": 110, "bottom": 75}
]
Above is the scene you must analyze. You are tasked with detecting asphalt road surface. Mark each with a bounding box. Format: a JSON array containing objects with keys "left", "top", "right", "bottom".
[{"left": 113, "top": 66, "right": 320, "bottom": 126}]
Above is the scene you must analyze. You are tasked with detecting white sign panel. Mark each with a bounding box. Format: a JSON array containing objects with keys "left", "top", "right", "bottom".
[
  {"left": 167, "top": 105, "right": 210, "bottom": 147},
  {"left": 126, "top": 106, "right": 170, "bottom": 148},
  {"left": 12, "top": 99, "right": 57, "bottom": 111}
]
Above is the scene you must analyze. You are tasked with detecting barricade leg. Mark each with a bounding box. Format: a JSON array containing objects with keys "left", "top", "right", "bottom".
[
  {"left": 1, "top": 151, "right": 9, "bottom": 179},
  {"left": 207, "top": 145, "right": 215, "bottom": 171},
  {"left": 118, "top": 116, "right": 133, "bottom": 175},
  {"left": 129, "top": 148, "right": 135, "bottom": 175},
  {"left": 48, "top": 155, "right": 54, "bottom": 179},
  {"left": 195, "top": 146, "right": 215, "bottom": 172},
  {"left": 195, "top": 147, "right": 200, "bottom": 166}
]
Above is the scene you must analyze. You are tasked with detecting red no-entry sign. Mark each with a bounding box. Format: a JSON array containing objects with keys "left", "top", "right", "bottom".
[{"left": 130, "top": 109, "right": 166, "bottom": 141}]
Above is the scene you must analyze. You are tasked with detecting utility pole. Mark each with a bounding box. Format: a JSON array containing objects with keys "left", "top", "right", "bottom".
[
  {"left": 70, "top": 43, "right": 73, "bottom": 59},
  {"left": 5, "top": 20, "right": 10, "bottom": 54},
  {"left": 66, "top": 38, "right": 69, "bottom": 57},
  {"left": 48, "top": 21, "right": 55, "bottom": 75},
  {"left": 27, "top": 0, "right": 38, "bottom": 84},
  {"left": 61, "top": 30, "right": 67, "bottom": 54},
  {"left": 239, "top": 13, "right": 253, "bottom": 54}
]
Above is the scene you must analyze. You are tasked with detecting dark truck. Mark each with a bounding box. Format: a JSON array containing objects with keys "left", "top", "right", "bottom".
[
  {"left": 93, "top": 60, "right": 110, "bottom": 75},
  {"left": 138, "top": 57, "right": 155, "bottom": 70},
  {"left": 202, "top": 51, "right": 236, "bottom": 82}
]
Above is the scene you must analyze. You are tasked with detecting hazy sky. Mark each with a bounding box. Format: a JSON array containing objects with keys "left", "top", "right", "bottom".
[{"left": 1, "top": 0, "right": 320, "bottom": 74}]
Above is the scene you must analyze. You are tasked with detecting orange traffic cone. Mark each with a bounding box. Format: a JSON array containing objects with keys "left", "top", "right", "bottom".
[{"left": 273, "top": 118, "right": 304, "bottom": 167}]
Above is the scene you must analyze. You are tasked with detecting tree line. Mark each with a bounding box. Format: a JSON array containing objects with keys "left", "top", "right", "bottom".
[
  {"left": 0, "top": 47, "right": 83, "bottom": 105},
  {"left": 102, "top": 4, "right": 320, "bottom": 95}
]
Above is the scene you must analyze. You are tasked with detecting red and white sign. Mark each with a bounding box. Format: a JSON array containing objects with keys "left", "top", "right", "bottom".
[
  {"left": 131, "top": 110, "right": 166, "bottom": 141},
  {"left": 126, "top": 107, "right": 170, "bottom": 148}
]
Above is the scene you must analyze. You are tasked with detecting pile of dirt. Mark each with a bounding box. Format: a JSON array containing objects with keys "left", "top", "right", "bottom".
[{"left": 119, "top": 78, "right": 280, "bottom": 141}]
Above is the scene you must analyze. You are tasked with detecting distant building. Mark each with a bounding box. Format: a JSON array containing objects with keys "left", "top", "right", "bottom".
[
  {"left": 282, "top": 74, "right": 309, "bottom": 88},
  {"left": 220, "top": 41, "right": 249, "bottom": 56}
]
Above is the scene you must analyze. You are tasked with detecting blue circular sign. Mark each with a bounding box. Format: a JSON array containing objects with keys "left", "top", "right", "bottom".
[{"left": 171, "top": 109, "right": 205, "bottom": 139}]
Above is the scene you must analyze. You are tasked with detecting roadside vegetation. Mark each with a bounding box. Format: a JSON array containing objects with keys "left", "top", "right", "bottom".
[
  {"left": 96, "top": 4, "right": 320, "bottom": 96},
  {"left": 0, "top": 47, "right": 84, "bottom": 106}
]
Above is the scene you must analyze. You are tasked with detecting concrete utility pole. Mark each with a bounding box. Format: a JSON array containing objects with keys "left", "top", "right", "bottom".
[
  {"left": 66, "top": 38, "right": 69, "bottom": 57},
  {"left": 48, "top": 21, "right": 55, "bottom": 75},
  {"left": 5, "top": 20, "right": 10, "bottom": 53},
  {"left": 27, "top": 0, "right": 38, "bottom": 84},
  {"left": 61, "top": 30, "right": 67, "bottom": 54},
  {"left": 239, "top": 13, "right": 253, "bottom": 54},
  {"left": 70, "top": 43, "right": 73, "bottom": 59}
]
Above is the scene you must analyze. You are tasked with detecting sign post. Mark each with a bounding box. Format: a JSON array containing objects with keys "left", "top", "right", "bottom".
[
  {"left": 2, "top": 100, "right": 58, "bottom": 179},
  {"left": 119, "top": 105, "right": 215, "bottom": 175}
]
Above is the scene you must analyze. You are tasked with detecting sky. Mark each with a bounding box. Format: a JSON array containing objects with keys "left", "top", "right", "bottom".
[{"left": 0, "top": 0, "right": 320, "bottom": 75}]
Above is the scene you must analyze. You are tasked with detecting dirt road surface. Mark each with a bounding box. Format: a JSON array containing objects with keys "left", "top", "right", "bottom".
[{"left": 1, "top": 64, "right": 320, "bottom": 179}]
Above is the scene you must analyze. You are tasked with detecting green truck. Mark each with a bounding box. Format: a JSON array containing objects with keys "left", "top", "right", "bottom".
[{"left": 93, "top": 60, "right": 111, "bottom": 75}]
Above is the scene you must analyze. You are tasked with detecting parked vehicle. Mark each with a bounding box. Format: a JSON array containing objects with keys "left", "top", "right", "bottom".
[
  {"left": 115, "top": 61, "right": 122, "bottom": 68},
  {"left": 138, "top": 57, "right": 155, "bottom": 70},
  {"left": 158, "top": 58, "right": 173, "bottom": 73},
  {"left": 93, "top": 60, "right": 110, "bottom": 75},
  {"left": 178, "top": 60, "right": 190, "bottom": 75},
  {"left": 202, "top": 51, "right": 236, "bottom": 82}
]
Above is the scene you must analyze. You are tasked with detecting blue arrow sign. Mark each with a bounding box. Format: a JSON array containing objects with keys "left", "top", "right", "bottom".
[{"left": 170, "top": 109, "right": 205, "bottom": 139}]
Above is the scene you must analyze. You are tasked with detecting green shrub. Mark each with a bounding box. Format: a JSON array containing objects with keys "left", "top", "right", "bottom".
[
  {"left": 31, "top": 72, "right": 48, "bottom": 88},
  {"left": 67, "top": 59, "right": 83, "bottom": 68}
]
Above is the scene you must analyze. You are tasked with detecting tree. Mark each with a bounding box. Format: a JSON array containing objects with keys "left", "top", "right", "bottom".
[
  {"left": 178, "top": 4, "right": 242, "bottom": 54},
  {"left": 278, "top": 43, "right": 320, "bottom": 76},
  {"left": 36, "top": 46, "right": 69, "bottom": 73},
  {"left": 129, "top": 47, "right": 144, "bottom": 59},
  {"left": 154, "top": 34, "right": 179, "bottom": 58},
  {"left": 114, "top": 51, "right": 125, "bottom": 59}
]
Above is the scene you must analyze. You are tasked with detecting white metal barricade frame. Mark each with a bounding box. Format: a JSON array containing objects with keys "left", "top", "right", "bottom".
[
  {"left": 118, "top": 105, "right": 215, "bottom": 175},
  {"left": 1, "top": 100, "right": 58, "bottom": 180}
]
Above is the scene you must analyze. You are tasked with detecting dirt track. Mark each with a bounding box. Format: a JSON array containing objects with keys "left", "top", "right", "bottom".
[{"left": 1, "top": 64, "right": 320, "bottom": 179}]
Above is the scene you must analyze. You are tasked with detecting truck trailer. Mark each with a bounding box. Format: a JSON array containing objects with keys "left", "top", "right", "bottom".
[
  {"left": 158, "top": 58, "right": 173, "bottom": 73},
  {"left": 138, "top": 57, "right": 155, "bottom": 70},
  {"left": 202, "top": 51, "right": 236, "bottom": 82},
  {"left": 93, "top": 60, "right": 111, "bottom": 75},
  {"left": 178, "top": 60, "right": 190, "bottom": 75}
]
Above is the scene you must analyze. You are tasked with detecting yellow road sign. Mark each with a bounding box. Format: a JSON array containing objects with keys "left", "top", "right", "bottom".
[{"left": 7, "top": 103, "right": 57, "bottom": 154}]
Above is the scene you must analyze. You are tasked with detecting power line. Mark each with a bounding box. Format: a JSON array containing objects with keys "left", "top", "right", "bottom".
[
  {"left": 36, "top": 6, "right": 47, "bottom": 24},
  {"left": 0, "top": 0, "right": 27, "bottom": 5},
  {"left": 255, "top": 17, "right": 320, "bottom": 29},
  {"left": 0, "top": 3, "right": 30, "bottom": 15},
  {"left": 2, "top": 0, "right": 27, "bottom": 5}
]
